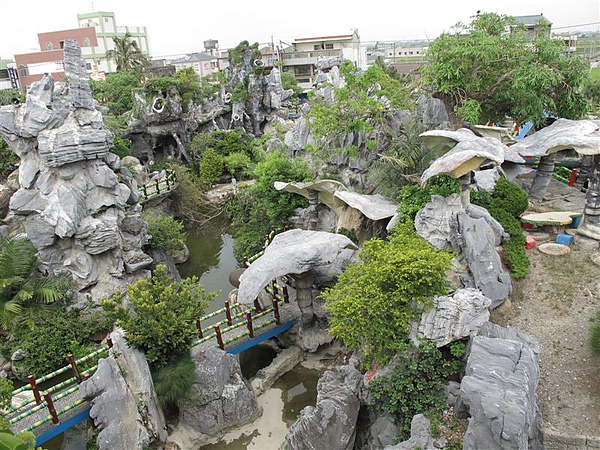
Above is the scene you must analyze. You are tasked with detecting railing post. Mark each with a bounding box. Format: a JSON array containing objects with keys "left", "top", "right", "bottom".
[
  {"left": 215, "top": 326, "right": 224, "bottom": 350},
  {"left": 225, "top": 301, "right": 232, "bottom": 326},
  {"left": 272, "top": 281, "right": 278, "bottom": 297},
  {"left": 155, "top": 179, "right": 160, "bottom": 194},
  {"left": 106, "top": 335, "right": 113, "bottom": 348},
  {"left": 253, "top": 298, "right": 263, "bottom": 313},
  {"left": 246, "top": 312, "right": 254, "bottom": 338},
  {"left": 283, "top": 286, "right": 289, "bottom": 303},
  {"left": 272, "top": 298, "right": 281, "bottom": 325},
  {"left": 27, "top": 375, "right": 42, "bottom": 405},
  {"left": 43, "top": 392, "right": 59, "bottom": 424},
  {"left": 142, "top": 184, "right": 148, "bottom": 199},
  {"left": 243, "top": 256, "right": 248, "bottom": 267},
  {"left": 68, "top": 354, "right": 82, "bottom": 384},
  {"left": 195, "top": 319, "right": 203, "bottom": 338}
]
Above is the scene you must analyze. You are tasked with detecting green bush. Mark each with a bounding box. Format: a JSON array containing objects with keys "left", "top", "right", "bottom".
[
  {"left": 2, "top": 308, "right": 92, "bottom": 378},
  {"left": 590, "top": 311, "right": 600, "bottom": 357},
  {"left": 396, "top": 175, "right": 460, "bottom": 222},
  {"left": 109, "top": 136, "right": 131, "bottom": 159},
  {"left": 323, "top": 221, "right": 453, "bottom": 366},
  {"left": 102, "top": 265, "right": 217, "bottom": 369},
  {"left": 369, "top": 339, "right": 462, "bottom": 440},
  {"left": 489, "top": 177, "right": 529, "bottom": 217},
  {"left": 0, "top": 137, "right": 19, "bottom": 181},
  {"left": 198, "top": 148, "right": 224, "bottom": 188},
  {"left": 153, "top": 351, "right": 196, "bottom": 409},
  {"left": 223, "top": 151, "right": 252, "bottom": 179},
  {"left": 143, "top": 212, "right": 187, "bottom": 255}
]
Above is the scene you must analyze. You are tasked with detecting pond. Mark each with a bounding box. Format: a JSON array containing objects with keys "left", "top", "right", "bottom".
[{"left": 178, "top": 214, "right": 240, "bottom": 312}]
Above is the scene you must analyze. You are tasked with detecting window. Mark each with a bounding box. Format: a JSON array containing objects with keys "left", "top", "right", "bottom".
[
  {"left": 325, "top": 43, "right": 334, "bottom": 50},
  {"left": 46, "top": 42, "right": 54, "bottom": 50},
  {"left": 19, "top": 65, "right": 28, "bottom": 77},
  {"left": 83, "top": 37, "right": 91, "bottom": 47},
  {"left": 105, "top": 17, "right": 110, "bottom": 22},
  {"left": 59, "top": 41, "right": 65, "bottom": 49},
  {"left": 86, "top": 62, "right": 92, "bottom": 70},
  {"left": 314, "top": 44, "right": 321, "bottom": 51}
]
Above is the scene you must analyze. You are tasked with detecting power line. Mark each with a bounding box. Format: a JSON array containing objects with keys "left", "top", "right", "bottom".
[{"left": 552, "top": 21, "right": 600, "bottom": 30}]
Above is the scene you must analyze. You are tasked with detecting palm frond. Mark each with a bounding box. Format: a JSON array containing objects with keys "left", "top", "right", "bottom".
[{"left": 1, "top": 299, "right": 22, "bottom": 330}]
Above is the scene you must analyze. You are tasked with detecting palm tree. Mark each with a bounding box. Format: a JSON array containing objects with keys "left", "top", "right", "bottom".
[
  {"left": 0, "top": 237, "right": 71, "bottom": 331},
  {"left": 105, "top": 32, "right": 149, "bottom": 72}
]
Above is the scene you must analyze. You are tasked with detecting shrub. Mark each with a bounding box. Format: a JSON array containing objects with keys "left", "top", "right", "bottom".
[
  {"left": 591, "top": 311, "right": 600, "bottom": 357},
  {"left": 143, "top": 212, "right": 187, "bottom": 255},
  {"left": 489, "top": 177, "right": 529, "bottom": 217},
  {"left": 368, "top": 339, "right": 462, "bottom": 440},
  {"left": 109, "top": 136, "right": 131, "bottom": 159},
  {"left": 396, "top": 175, "right": 460, "bottom": 223},
  {"left": 153, "top": 351, "right": 196, "bottom": 409},
  {"left": 323, "top": 221, "right": 453, "bottom": 366},
  {"left": 0, "top": 137, "right": 19, "bottom": 181},
  {"left": 223, "top": 151, "right": 252, "bottom": 179},
  {"left": 198, "top": 148, "right": 224, "bottom": 188},
  {"left": 2, "top": 308, "right": 92, "bottom": 378},
  {"left": 102, "top": 265, "right": 216, "bottom": 369}
]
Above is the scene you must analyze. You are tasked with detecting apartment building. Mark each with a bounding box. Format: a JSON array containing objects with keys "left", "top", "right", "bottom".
[
  {"left": 169, "top": 52, "right": 219, "bottom": 78},
  {"left": 280, "top": 29, "right": 365, "bottom": 89},
  {"left": 13, "top": 11, "right": 149, "bottom": 92}
]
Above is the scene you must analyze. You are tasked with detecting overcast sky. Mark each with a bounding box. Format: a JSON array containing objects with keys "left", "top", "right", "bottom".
[{"left": 1, "top": 0, "right": 599, "bottom": 60}]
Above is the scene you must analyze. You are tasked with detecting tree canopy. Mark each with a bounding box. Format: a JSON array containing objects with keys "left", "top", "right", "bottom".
[
  {"left": 105, "top": 32, "right": 149, "bottom": 72},
  {"left": 422, "top": 12, "right": 590, "bottom": 127}
]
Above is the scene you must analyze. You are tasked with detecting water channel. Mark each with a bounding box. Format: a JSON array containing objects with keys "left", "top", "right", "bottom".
[{"left": 43, "top": 216, "right": 322, "bottom": 449}]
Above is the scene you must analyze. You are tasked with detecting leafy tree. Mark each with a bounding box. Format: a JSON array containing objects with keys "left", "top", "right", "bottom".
[
  {"left": 198, "top": 148, "right": 225, "bottom": 187},
  {"left": 102, "top": 265, "right": 216, "bottom": 369},
  {"left": 323, "top": 222, "right": 453, "bottom": 366},
  {"left": 90, "top": 71, "right": 142, "bottom": 116},
  {"left": 280, "top": 70, "right": 303, "bottom": 96},
  {"left": 422, "top": 12, "right": 590, "bottom": 127},
  {"left": 0, "top": 429, "right": 41, "bottom": 450},
  {"left": 0, "top": 238, "right": 71, "bottom": 332},
  {"left": 104, "top": 32, "right": 149, "bottom": 72},
  {"left": 226, "top": 150, "right": 312, "bottom": 262},
  {"left": 143, "top": 212, "right": 187, "bottom": 255}
]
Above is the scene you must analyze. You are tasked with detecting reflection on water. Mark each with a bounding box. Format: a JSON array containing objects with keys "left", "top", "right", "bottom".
[
  {"left": 178, "top": 216, "right": 240, "bottom": 310},
  {"left": 273, "top": 365, "right": 321, "bottom": 426}
]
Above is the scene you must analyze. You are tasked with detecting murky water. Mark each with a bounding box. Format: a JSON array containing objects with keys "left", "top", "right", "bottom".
[{"left": 178, "top": 215, "right": 240, "bottom": 312}]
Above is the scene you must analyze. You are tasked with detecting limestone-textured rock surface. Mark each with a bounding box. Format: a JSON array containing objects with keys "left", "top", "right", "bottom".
[
  {"left": 415, "top": 194, "right": 511, "bottom": 309},
  {"left": 237, "top": 229, "right": 357, "bottom": 304},
  {"left": 178, "top": 347, "right": 259, "bottom": 434},
  {"left": 421, "top": 137, "right": 506, "bottom": 185},
  {"left": 285, "top": 359, "right": 362, "bottom": 450},
  {"left": 0, "top": 40, "right": 151, "bottom": 295},
  {"left": 169, "top": 347, "right": 259, "bottom": 448},
  {"left": 457, "top": 322, "right": 543, "bottom": 450},
  {"left": 510, "top": 118, "right": 600, "bottom": 157},
  {"left": 383, "top": 414, "right": 435, "bottom": 450},
  {"left": 413, "top": 288, "right": 492, "bottom": 346},
  {"left": 80, "top": 328, "right": 166, "bottom": 450}
]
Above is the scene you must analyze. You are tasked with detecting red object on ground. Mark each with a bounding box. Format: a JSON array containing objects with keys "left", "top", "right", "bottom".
[
  {"left": 522, "top": 222, "right": 534, "bottom": 230},
  {"left": 568, "top": 169, "right": 578, "bottom": 186},
  {"left": 525, "top": 236, "right": 536, "bottom": 250}
]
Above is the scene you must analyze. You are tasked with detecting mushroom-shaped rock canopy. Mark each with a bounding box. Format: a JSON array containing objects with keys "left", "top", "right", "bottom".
[
  {"left": 332, "top": 191, "right": 398, "bottom": 221},
  {"left": 510, "top": 118, "right": 600, "bottom": 157},
  {"left": 420, "top": 137, "right": 506, "bottom": 186},
  {"left": 419, "top": 128, "right": 479, "bottom": 153},
  {"left": 274, "top": 179, "right": 348, "bottom": 215},
  {"left": 237, "top": 229, "right": 358, "bottom": 305}
]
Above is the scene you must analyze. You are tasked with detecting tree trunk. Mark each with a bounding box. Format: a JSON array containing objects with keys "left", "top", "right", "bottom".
[{"left": 433, "top": 92, "right": 464, "bottom": 130}]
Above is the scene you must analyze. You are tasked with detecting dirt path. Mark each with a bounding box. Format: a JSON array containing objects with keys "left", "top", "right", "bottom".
[{"left": 491, "top": 229, "right": 600, "bottom": 436}]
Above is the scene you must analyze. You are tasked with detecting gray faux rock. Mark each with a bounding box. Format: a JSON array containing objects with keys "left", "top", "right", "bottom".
[
  {"left": 0, "top": 40, "right": 152, "bottom": 292},
  {"left": 178, "top": 347, "right": 259, "bottom": 435},
  {"left": 383, "top": 414, "right": 435, "bottom": 450},
  {"left": 413, "top": 288, "right": 492, "bottom": 347},
  {"left": 457, "top": 322, "right": 543, "bottom": 450},
  {"left": 237, "top": 229, "right": 357, "bottom": 304},
  {"left": 80, "top": 328, "right": 166, "bottom": 450},
  {"left": 285, "top": 368, "right": 360, "bottom": 450}
]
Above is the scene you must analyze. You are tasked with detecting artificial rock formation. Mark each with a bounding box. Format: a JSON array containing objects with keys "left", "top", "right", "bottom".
[
  {"left": 415, "top": 194, "right": 511, "bottom": 309},
  {"left": 456, "top": 322, "right": 543, "bottom": 450},
  {"left": 0, "top": 41, "right": 152, "bottom": 299},
  {"left": 168, "top": 347, "right": 259, "bottom": 448},
  {"left": 285, "top": 358, "right": 363, "bottom": 450},
  {"left": 413, "top": 288, "right": 492, "bottom": 347},
  {"left": 80, "top": 328, "right": 167, "bottom": 450}
]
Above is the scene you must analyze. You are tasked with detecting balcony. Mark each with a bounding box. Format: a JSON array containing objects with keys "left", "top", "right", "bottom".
[{"left": 281, "top": 49, "right": 342, "bottom": 65}]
